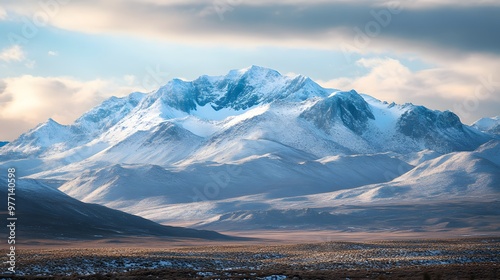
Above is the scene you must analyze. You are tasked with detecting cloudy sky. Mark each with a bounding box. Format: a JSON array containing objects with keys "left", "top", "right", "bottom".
[{"left": 1, "top": 0, "right": 499, "bottom": 140}]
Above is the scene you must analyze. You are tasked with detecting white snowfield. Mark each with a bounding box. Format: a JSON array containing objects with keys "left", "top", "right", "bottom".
[{"left": 1, "top": 66, "right": 498, "bottom": 231}]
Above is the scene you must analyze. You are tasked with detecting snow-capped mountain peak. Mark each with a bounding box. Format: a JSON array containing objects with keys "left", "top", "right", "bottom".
[
  {"left": 74, "top": 91, "right": 146, "bottom": 134},
  {"left": 6, "top": 118, "right": 70, "bottom": 154},
  {"left": 0, "top": 66, "right": 494, "bottom": 169},
  {"left": 148, "top": 65, "right": 332, "bottom": 114},
  {"left": 227, "top": 65, "right": 282, "bottom": 79}
]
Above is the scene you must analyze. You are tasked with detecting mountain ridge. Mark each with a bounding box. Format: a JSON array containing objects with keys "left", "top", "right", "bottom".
[{"left": 1, "top": 65, "right": 490, "bottom": 162}]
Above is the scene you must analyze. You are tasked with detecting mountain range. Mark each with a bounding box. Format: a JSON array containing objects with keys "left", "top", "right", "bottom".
[{"left": 1, "top": 65, "right": 499, "bottom": 235}]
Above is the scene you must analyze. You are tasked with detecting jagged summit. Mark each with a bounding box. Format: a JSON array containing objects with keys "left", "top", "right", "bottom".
[
  {"left": 226, "top": 65, "right": 282, "bottom": 79},
  {"left": 150, "top": 65, "right": 330, "bottom": 113},
  {"left": 301, "top": 90, "right": 375, "bottom": 134}
]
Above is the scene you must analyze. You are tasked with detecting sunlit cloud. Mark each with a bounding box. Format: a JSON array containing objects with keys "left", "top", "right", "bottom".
[
  {"left": 0, "top": 45, "right": 25, "bottom": 62},
  {"left": 0, "top": 75, "right": 140, "bottom": 140},
  {"left": 0, "top": 7, "right": 7, "bottom": 20}
]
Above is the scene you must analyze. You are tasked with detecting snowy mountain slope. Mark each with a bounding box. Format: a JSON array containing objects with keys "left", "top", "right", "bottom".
[
  {"left": 1, "top": 118, "right": 73, "bottom": 157},
  {"left": 301, "top": 90, "right": 375, "bottom": 135},
  {"left": 394, "top": 149, "right": 442, "bottom": 166},
  {"left": 473, "top": 116, "right": 500, "bottom": 135},
  {"left": 0, "top": 92, "right": 145, "bottom": 161},
  {"left": 0, "top": 176, "right": 229, "bottom": 240},
  {"left": 299, "top": 140, "right": 500, "bottom": 206},
  {"left": 188, "top": 141, "right": 500, "bottom": 231},
  {"left": 73, "top": 92, "right": 146, "bottom": 136},
  {"left": 178, "top": 102, "right": 357, "bottom": 164},
  {"left": 474, "top": 140, "right": 500, "bottom": 166},
  {"left": 57, "top": 153, "right": 413, "bottom": 215},
  {"left": 395, "top": 106, "right": 489, "bottom": 153},
  {"left": 89, "top": 121, "right": 204, "bottom": 165},
  {"left": 299, "top": 90, "right": 488, "bottom": 154},
  {"left": 59, "top": 164, "right": 192, "bottom": 205},
  {"left": 304, "top": 143, "right": 498, "bottom": 208},
  {"left": 123, "top": 141, "right": 499, "bottom": 228}
]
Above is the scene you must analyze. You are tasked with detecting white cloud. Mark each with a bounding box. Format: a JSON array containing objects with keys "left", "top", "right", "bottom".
[
  {"left": 48, "top": 51, "right": 58, "bottom": 56},
  {"left": 0, "top": 75, "right": 139, "bottom": 141},
  {"left": 0, "top": 45, "right": 25, "bottom": 62}
]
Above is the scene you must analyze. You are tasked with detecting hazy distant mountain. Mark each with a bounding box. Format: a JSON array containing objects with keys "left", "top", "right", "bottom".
[
  {"left": 473, "top": 116, "right": 500, "bottom": 135},
  {"left": 0, "top": 66, "right": 497, "bottom": 232},
  {"left": 193, "top": 141, "right": 500, "bottom": 231}
]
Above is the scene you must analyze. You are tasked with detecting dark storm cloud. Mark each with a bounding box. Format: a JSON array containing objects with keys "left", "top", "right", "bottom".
[
  {"left": 170, "top": 1, "right": 500, "bottom": 55},
  {"left": 382, "top": 6, "right": 500, "bottom": 55},
  {"left": 6, "top": 0, "right": 497, "bottom": 55}
]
